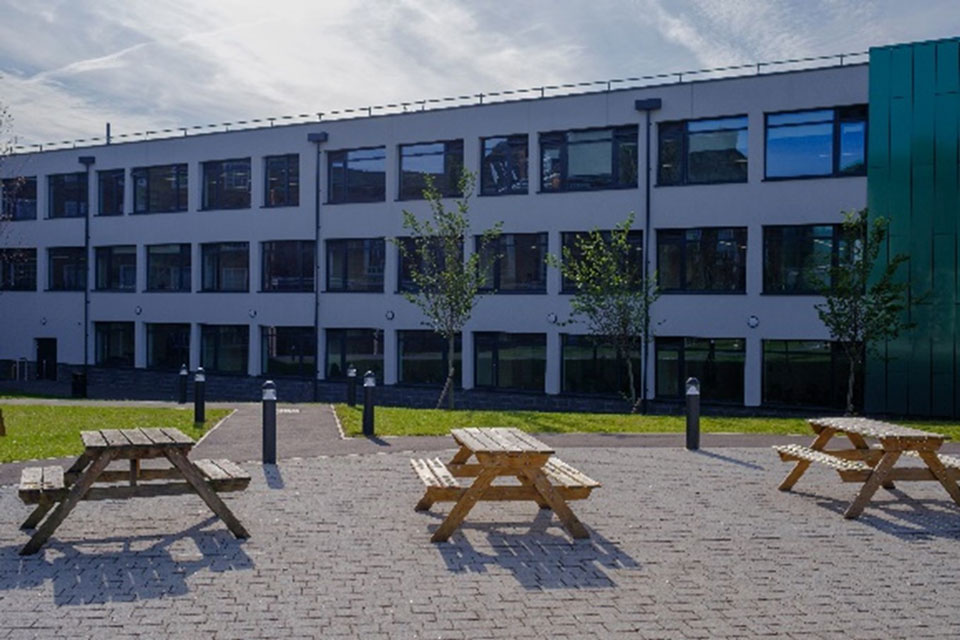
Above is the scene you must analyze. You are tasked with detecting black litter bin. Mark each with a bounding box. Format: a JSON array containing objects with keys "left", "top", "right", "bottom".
[{"left": 71, "top": 371, "right": 87, "bottom": 398}]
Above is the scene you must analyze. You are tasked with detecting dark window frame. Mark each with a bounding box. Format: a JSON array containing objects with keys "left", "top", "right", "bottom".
[
  {"left": 476, "top": 232, "right": 548, "bottom": 294},
  {"left": 657, "top": 227, "right": 747, "bottom": 294},
  {"left": 48, "top": 172, "right": 88, "bottom": 219},
  {"left": 655, "top": 336, "right": 745, "bottom": 404},
  {"left": 94, "top": 321, "right": 135, "bottom": 368},
  {"left": 263, "top": 154, "right": 300, "bottom": 208},
  {"left": 327, "top": 146, "right": 387, "bottom": 204},
  {"left": 132, "top": 163, "right": 189, "bottom": 214},
  {"left": 200, "top": 324, "right": 250, "bottom": 375},
  {"left": 146, "top": 323, "right": 191, "bottom": 370},
  {"left": 202, "top": 157, "right": 252, "bottom": 211},
  {"left": 325, "top": 238, "right": 384, "bottom": 293},
  {"left": 261, "top": 240, "right": 316, "bottom": 292},
  {"left": 762, "top": 339, "right": 861, "bottom": 410},
  {"left": 540, "top": 125, "right": 638, "bottom": 193},
  {"left": 560, "top": 230, "right": 643, "bottom": 293},
  {"left": 97, "top": 169, "right": 125, "bottom": 216},
  {"left": 480, "top": 134, "right": 529, "bottom": 196},
  {"left": 47, "top": 247, "right": 86, "bottom": 291},
  {"left": 397, "top": 330, "right": 462, "bottom": 387},
  {"left": 325, "top": 328, "right": 384, "bottom": 380},
  {"left": 473, "top": 331, "right": 546, "bottom": 392},
  {"left": 396, "top": 236, "right": 462, "bottom": 293},
  {"left": 146, "top": 243, "right": 192, "bottom": 292},
  {"left": 0, "top": 248, "right": 37, "bottom": 291},
  {"left": 657, "top": 115, "right": 749, "bottom": 186},
  {"left": 95, "top": 245, "right": 136, "bottom": 291},
  {"left": 764, "top": 104, "right": 868, "bottom": 180},
  {"left": 398, "top": 139, "right": 464, "bottom": 200},
  {"left": 560, "top": 333, "right": 641, "bottom": 397},
  {"left": 201, "top": 242, "right": 249, "bottom": 292},
  {"left": 1, "top": 177, "right": 37, "bottom": 221},
  {"left": 762, "top": 224, "right": 843, "bottom": 295},
  {"left": 261, "top": 326, "right": 316, "bottom": 377}
]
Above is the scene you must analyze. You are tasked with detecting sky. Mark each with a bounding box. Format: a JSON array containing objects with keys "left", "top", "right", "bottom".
[{"left": 0, "top": 0, "right": 959, "bottom": 147}]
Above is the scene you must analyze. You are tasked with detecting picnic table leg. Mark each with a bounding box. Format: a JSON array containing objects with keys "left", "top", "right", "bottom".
[
  {"left": 917, "top": 451, "right": 960, "bottom": 507},
  {"left": 164, "top": 448, "right": 250, "bottom": 539},
  {"left": 516, "top": 474, "right": 549, "bottom": 509},
  {"left": 523, "top": 469, "right": 590, "bottom": 539},
  {"left": 779, "top": 428, "right": 836, "bottom": 491},
  {"left": 844, "top": 450, "right": 901, "bottom": 519},
  {"left": 431, "top": 467, "right": 499, "bottom": 543},
  {"left": 24, "top": 452, "right": 95, "bottom": 529},
  {"left": 846, "top": 432, "right": 894, "bottom": 490},
  {"left": 20, "top": 450, "right": 116, "bottom": 555}
]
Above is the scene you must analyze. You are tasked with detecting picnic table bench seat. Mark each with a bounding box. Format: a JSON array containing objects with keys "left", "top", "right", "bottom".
[
  {"left": 773, "top": 444, "right": 871, "bottom": 472},
  {"left": 905, "top": 450, "right": 960, "bottom": 470}
]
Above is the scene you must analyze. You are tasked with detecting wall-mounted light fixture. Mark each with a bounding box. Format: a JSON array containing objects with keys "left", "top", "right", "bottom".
[
  {"left": 249, "top": 309, "right": 258, "bottom": 318},
  {"left": 134, "top": 305, "right": 142, "bottom": 315},
  {"left": 385, "top": 310, "right": 395, "bottom": 321},
  {"left": 546, "top": 312, "right": 558, "bottom": 324},
  {"left": 747, "top": 315, "right": 759, "bottom": 329}
]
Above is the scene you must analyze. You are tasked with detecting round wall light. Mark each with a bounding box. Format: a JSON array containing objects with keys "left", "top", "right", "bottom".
[
  {"left": 249, "top": 309, "right": 258, "bottom": 318},
  {"left": 747, "top": 315, "right": 759, "bottom": 329},
  {"left": 385, "top": 310, "right": 395, "bottom": 321},
  {"left": 134, "top": 306, "right": 143, "bottom": 316},
  {"left": 546, "top": 312, "right": 558, "bottom": 324}
]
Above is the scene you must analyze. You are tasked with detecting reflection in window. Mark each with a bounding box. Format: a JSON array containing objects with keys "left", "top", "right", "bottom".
[
  {"left": 763, "top": 225, "right": 844, "bottom": 293},
  {"left": 325, "top": 328, "right": 383, "bottom": 379},
  {"left": 261, "top": 326, "right": 316, "bottom": 377},
  {"left": 656, "top": 337, "right": 744, "bottom": 403},
  {"left": 0, "top": 248, "right": 37, "bottom": 290},
  {"left": 326, "top": 238, "right": 383, "bottom": 292},
  {"left": 765, "top": 105, "right": 866, "bottom": 178},
  {"left": 477, "top": 233, "right": 547, "bottom": 293},
  {"left": 95, "top": 322, "right": 134, "bottom": 367},
  {"left": 201, "top": 242, "right": 249, "bottom": 292},
  {"left": 147, "top": 323, "right": 190, "bottom": 370},
  {"left": 560, "top": 230, "right": 642, "bottom": 292},
  {"left": 48, "top": 172, "right": 88, "bottom": 218},
  {"left": 541, "top": 126, "right": 637, "bottom": 192},
  {"left": 657, "top": 227, "right": 747, "bottom": 292},
  {"left": 562, "top": 334, "right": 641, "bottom": 396},
  {"left": 264, "top": 154, "right": 299, "bottom": 207},
  {"left": 98, "top": 169, "right": 124, "bottom": 216},
  {"left": 201, "top": 324, "right": 249, "bottom": 374},
  {"left": 132, "top": 164, "right": 188, "bottom": 213},
  {"left": 474, "top": 332, "right": 545, "bottom": 391},
  {"left": 480, "top": 135, "right": 528, "bottom": 196},
  {"left": 95, "top": 245, "right": 136, "bottom": 291},
  {"left": 262, "top": 240, "right": 314, "bottom": 292},
  {"left": 328, "top": 147, "right": 386, "bottom": 203},
  {"left": 763, "top": 340, "right": 859, "bottom": 409},
  {"left": 2, "top": 177, "right": 37, "bottom": 220},
  {"left": 397, "top": 236, "right": 461, "bottom": 293},
  {"left": 48, "top": 247, "right": 86, "bottom": 291},
  {"left": 399, "top": 140, "right": 463, "bottom": 199},
  {"left": 202, "top": 158, "right": 251, "bottom": 210},
  {"left": 147, "top": 244, "right": 191, "bottom": 291},
  {"left": 398, "top": 330, "right": 461, "bottom": 385},
  {"left": 658, "top": 116, "right": 748, "bottom": 185}
]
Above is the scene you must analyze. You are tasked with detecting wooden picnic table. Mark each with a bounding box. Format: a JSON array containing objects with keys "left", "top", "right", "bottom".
[
  {"left": 18, "top": 427, "right": 250, "bottom": 555},
  {"left": 411, "top": 427, "right": 600, "bottom": 542},
  {"left": 774, "top": 416, "right": 960, "bottom": 518}
]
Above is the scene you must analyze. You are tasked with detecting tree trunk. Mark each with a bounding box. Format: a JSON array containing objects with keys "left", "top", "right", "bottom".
[
  {"left": 846, "top": 359, "right": 857, "bottom": 416},
  {"left": 625, "top": 352, "right": 638, "bottom": 414},
  {"left": 435, "top": 333, "right": 456, "bottom": 410}
]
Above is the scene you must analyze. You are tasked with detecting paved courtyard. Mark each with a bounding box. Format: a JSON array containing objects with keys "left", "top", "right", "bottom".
[{"left": 2, "top": 441, "right": 960, "bottom": 639}]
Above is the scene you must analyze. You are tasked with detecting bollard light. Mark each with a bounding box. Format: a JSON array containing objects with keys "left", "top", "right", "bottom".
[
  {"left": 194, "top": 367, "right": 206, "bottom": 424},
  {"left": 363, "top": 370, "right": 375, "bottom": 387},
  {"left": 178, "top": 364, "right": 188, "bottom": 404},
  {"left": 362, "top": 370, "right": 375, "bottom": 436},
  {"left": 346, "top": 364, "right": 358, "bottom": 407},
  {"left": 262, "top": 380, "right": 277, "bottom": 464},
  {"left": 685, "top": 376, "right": 700, "bottom": 451}
]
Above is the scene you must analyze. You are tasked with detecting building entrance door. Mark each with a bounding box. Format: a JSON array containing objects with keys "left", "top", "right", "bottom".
[{"left": 36, "top": 338, "right": 57, "bottom": 380}]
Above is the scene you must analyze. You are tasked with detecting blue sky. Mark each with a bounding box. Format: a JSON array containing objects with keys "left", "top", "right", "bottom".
[{"left": 1, "top": 0, "right": 959, "bottom": 146}]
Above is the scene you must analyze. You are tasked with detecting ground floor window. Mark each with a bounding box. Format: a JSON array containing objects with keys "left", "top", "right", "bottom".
[
  {"left": 656, "top": 337, "right": 744, "bottom": 403},
  {"left": 325, "top": 328, "right": 383, "bottom": 380},
  {"left": 398, "top": 330, "right": 461, "bottom": 386},
  {"left": 561, "top": 334, "right": 641, "bottom": 396},
  {"left": 763, "top": 340, "right": 859, "bottom": 409},
  {"left": 146, "top": 323, "right": 190, "bottom": 370},
  {"left": 262, "top": 326, "right": 316, "bottom": 377},
  {"left": 95, "top": 322, "right": 134, "bottom": 367},
  {"left": 201, "top": 324, "right": 249, "bottom": 374},
  {"left": 474, "top": 332, "right": 545, "bottom": 391}
]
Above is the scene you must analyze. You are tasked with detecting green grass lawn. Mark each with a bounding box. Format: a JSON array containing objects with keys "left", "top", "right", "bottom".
[
  {"left": 334, "top": 404, "right": 960, "bottom": 440},
  {"left": 0, "top": 405, "right": 232, "bottom": 463}
]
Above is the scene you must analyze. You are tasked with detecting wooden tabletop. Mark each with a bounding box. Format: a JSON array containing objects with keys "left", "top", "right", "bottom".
[
  {"left": 80, "top": 428, "right": 195, "bottom": 451},
  {"left": 809, "top": 417, "right": 946, "bottom": 442},
  {"left": 450, "top": 427, "right": 554, "bottom": 455}
]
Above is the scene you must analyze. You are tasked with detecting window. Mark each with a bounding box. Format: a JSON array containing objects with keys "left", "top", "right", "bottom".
[
  {"left": 474, "top": 332, "right": 546, "bottom": 391},
  {"left": 201, "top": 324, "right": 249, "bottom": 374},
  {"left": 202, "top": 242, "right": 249, "bottom": 292},
  {"left": 262, "top": 240, "right": 315, "bottom": 292},
  {"left": 147, "top": 244, "right": 191, "bottom": 291},
  {"left": 328, "top": 147, "right": 386, "bottom": 203},
  {"left": 480, "top": 135, "right": 528, "bottom": 195},
  {"left": 326, "top": 238, "right": 383, "bottom": 292},
  {"left": 763, "top": 225, "right": 847, "bottom": 294},
  {"left": 477, "top": 233, "right": 547, "bottom": 293},
  {"left": 95, "top": 322, "right": 134, "bottom": 367},
  {"left": 658, "top": 116, "right": 748, "bottom": 185},
  {"left": 95, "top": 245, "right": 136, "bottom": 291},
  {"left": 399, "top": 140, "right": 464, "bottom": 199},
  {"left": 765, "top": 105, "right": 867, "bottom": 178},
  {"left": 398, "top": 330, "right": 461, "bottom": 385},
  {"left": 132, "top": 164, "right": 188, "bottom": 213},
  {"left": 763, "top": 340, "right": 859, "bottom": 409},
  {"left": 541, "top": 125, "right": 637, "bottom": 192},
  {"left": 657, "top": 227, "right": 747, "bottom": 293},
  {"left": 48, "top": 247, "right": 86, "bottom": 291},
  {"left": 147, "top": 323, "right": 190, "bottom": 370},
  {"left": 656, "top": 337, "right": 744, "bottom": 403},
  {"left": 325, "top": 328, "right": 383, "bottom": 379},
  {"left": 202, "top": 158, "right": 251, "bottom": 210},
  {"left": 397, "top": 236, "right": 461, "bottom": 293},
  {"left": 98, "top": 169, "right": 124, "bottom": 216},
  {"left": 0, "top": 248, "right": 37, "bottom": 290},
  {"left": 560, "top": 230, "right": 643, "bottom": 292},
  {"left": 561, "top": 334, "right": 642, "bottom": 396},
  {"left": 261, "top": 326, "right": 316, "bottom": 377},
  {"left": 2, "top": 177, "right": 37, "bottom": 220},
  {"left": 264, "top": 154, "right": 299, "bottom": 207},
  {"left": 48, "top": 172, "right": 88, "bottom": 218}
]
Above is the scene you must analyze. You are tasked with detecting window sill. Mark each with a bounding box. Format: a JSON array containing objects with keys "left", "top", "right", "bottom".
[
  {"left": 95, "top": 213, "right": 125, "bottom": 218},
  {"left": 324, "top": 289, "right": 385, "bottom": 294},
  {"left": 144, "top": 288, "right": 193, "bottom": 293},
  {"left": 759, "top": 291, "right": 825, "bottom": 296},
  {"left": 537, "top": 184, "right": 638, "bottom": 195},
  {"left": 44, "top": 288, "right": 84, "bottom": 293},
  {"left": 324, "top": 198, "right": 387, "bottom": 206},
  {"left": 200, "top": 206, "right": 252, "bottom": 213},
  {"left": 658, "top": 290, "right": 747, "bottom": 295},
  {"left": 261, "top": 204, "right": 301, "bottom": 210},
  {"left": 131, "top": 209, "right": 188, "bottom": 215},
  {"left": 762, "top": 173, "right": 865, "bottom": 182},
  {"left": 395, "top": 194, "right": 463, "bottom": 202},
  {"left": 46, "top": 215, "right": 87, "bottom": 220},
  {"left": 5, "top": 217, "right": 38, "bottom": 222},
  {"left": 0, "top": 288, "right": 37, "bottom": 293},
  {"left": 258, "top": 289, "right": 316, "bottom": 294},
  {"left": 478, "top": 289, "right": 547, "bottom": 295},
  {"left": 654, "top": 180, "right": 748, "bottom": 188},
  {"left": 477, "top": 190, "right": 529, "bottom": 198},
  {"left": 198, "top": 289, "right": 250, "bottom": 294},
  {"left": 93, "top": 288, "right": 136, "bottom": 293}
]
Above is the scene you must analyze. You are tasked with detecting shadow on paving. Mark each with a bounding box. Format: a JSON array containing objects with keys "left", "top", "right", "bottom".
[{"left": 0, "top": 517, "right": 253, "bottom": 605}]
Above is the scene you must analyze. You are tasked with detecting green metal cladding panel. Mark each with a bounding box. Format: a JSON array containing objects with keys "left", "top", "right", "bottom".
[{"left": 866, "top": 38, "right": 960, "bottom": 417}]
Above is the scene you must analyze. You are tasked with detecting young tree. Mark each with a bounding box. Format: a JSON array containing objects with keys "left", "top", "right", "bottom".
[
  {"left": 0, "top": 97, "right": 13, "bottom": 241},
  {"left": 395, "top": 170, "right": 501, "bottom": 409},
  {"left": 814, "top": 208, "right": 911, "bottom": 415},
  {"left": 548, "top": 213, "right": 659, "bottom": 412}
]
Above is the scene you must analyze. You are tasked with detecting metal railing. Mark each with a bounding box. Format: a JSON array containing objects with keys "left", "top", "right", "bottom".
[{"left": 12, "top": 50, "right": 867, "bottom": 154}]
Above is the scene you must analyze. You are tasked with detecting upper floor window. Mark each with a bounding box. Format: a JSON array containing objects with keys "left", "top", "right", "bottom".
[
  {"left": 560, "top": 230, "right": 643, "bottom": 293},
  {"left": 201, "top": 242, "right": 249, "bottom": 292},
  {"left": 48, "top": 247, "right": 86, "bottom": 291},
  {"left": 48, "top": 172, "right": 88, "bottom": 218},
  {"left": 202, "top": 158, "right": 251, "bottom": 210},
  {"left": 480, "top": 135, "right": 528, "bottom": 196},
  {"left": 1, "top": 177, "right": 37, "bottom": 221},
  {"left": 328, "top": 147, "right": 386, "bottom": 203},
  {"left": 765, "top": 106, "right": 867, "bottom": 179},
  {"left": 146, "top": 243, "right": 191, "bottom": 292},
  {"left": 264, "top": 154, "right": 299, "bottom": 207},
  {"left": 399, "top": 140, "right": 463, "bottom": 200},
  {"left": 541, "top": 125, "right": 638, "bottom": 192},
  {"left": 763, "top": 224, "right": 845, "bottom": 294},
  {"left": 658, "top": 116, "right": 748, "bottom": 185},
  {"left": 0, "top": 248, "right": 36, "bottom": 291},
  {"left": 133, "top": 164, "right": 188, "bottom": 214},
  {"left": 98, "top": 169, "right": 124, "bottom": 216},
  {"left": 262, "top": 240, "right": 315, "bottom": 292},
  {"left": 326, "top": 238, "right": 384, "bottom": 292},
  {"left": 658, "top": 227, "right": 747, "bottom": 293},
  {"left": 95, "top": 245, "right": 136, "bottom": 291},
  {"left": 477, "top": 232, "right": 547, "bottom": 293},
  {"left": 397, "top": 236, "right": 462, "bottom": 293}
]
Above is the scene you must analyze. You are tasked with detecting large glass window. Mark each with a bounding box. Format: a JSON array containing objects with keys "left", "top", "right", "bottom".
[
  {"left": 95, "top": 245, "right": 136, "bottom": 291},
  {"left": 262, "top": 240, "right": 315, "bottom": 292},
  {"left": 146, "top": 243, "right": 191, "bottom": 292},
  {"left": 2, "top": 177, "right": 37, "bottom": 220},
  {"left": 261, "top": 326, "right": 316, "bottom": 377},
  {"left": 132, "top": 164, "right": 188, "bottom": 214},
  {"left": 146, "top": 323, "right": 190, "bottom": 370},
  {"left": 562, "top": 334, "right": 641, "bottom": 396},
  {"left": 325, "top": 328, "right": 383, "bottom": 379},
  {"left": 98, "top": 169, "right": 124, "bottom": 216},
  {"left": 328, "top": 147, "right": 386, "bottom": 203},
  {"left": 765, "top": 106, "right": 867, "bottom": 178},
  {"left": 0, "top": 248, "right": 36, "bottom": 291},
  {"left": 763, "top": 340, "right": 859, "bottom": 409},
  {"left": 658, "top": 116, "right": 748, "bottom": 185},
  {"left": 540, "top": 125, "right": 638, "bottom": 192},
  {"left": 763, "top": 225, "right": 845, "bottom": 294},
  {"left": 202, "top": 242, "right": 249, "bottom": 292},
  {"left": 399, "top": 140, "right": 464, "bottom": 199},
  {"left": 264, "top": 154, "right": 299, "bottom": 207},
  {"left": 656, "top": 337, "right": 744, "bottom": 403},
  {"left": 398, "top": 330, "right": 461, "bottom": 386},
  {"left": 657, "top": 227, "right": 747, "bottom": 293},
  {"left": 201, "top": 324, "right": 249, "bottom": 374},
  {"left": 474, "top": 332, "right": 546, "bottom": 392},
  {"left": 560, "top": 230, "right": 643, "bottom": 292},
  {"left": 202, "top": 158, "right": 251, "bottom": 210},
  {"left": 48, "top": 172, "right": 88, "bottom": 218},
  {"left": 477, "top": 233, "right": 547, "bottom": 293},
  {"left": 480, "top": 135, "right": 528, "bottom": 196},
  {"left": 326, "top": 238, "right": 384, "bottom": 292},
  {"left": 95, "top": 322, "right": 134, "bottom": 367},
  {"left": 48, "top": 247, "right": 86, "bottom": 291},
  {"left": 397, "top": 236, "right": 461, "bottom": 293}
]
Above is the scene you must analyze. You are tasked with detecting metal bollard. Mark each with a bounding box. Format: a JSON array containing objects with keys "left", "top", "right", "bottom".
[
  {"left": 346, "top": 365, "right": 357, "bottom": 407},
  {"left": 178, "top": 364, "right": 188, "bottom": 404},
  {"left": 685, "top": 377, "right": 700, "bottom": 450},
  {"left": 362, "top": 370, "right": 375, "bottom": 436},
  {"left": 262, "top": 380, "right": 277, "bottom": 464},
  {"left": 194, "top": 367, "right": 206, "bottom": 424}
]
